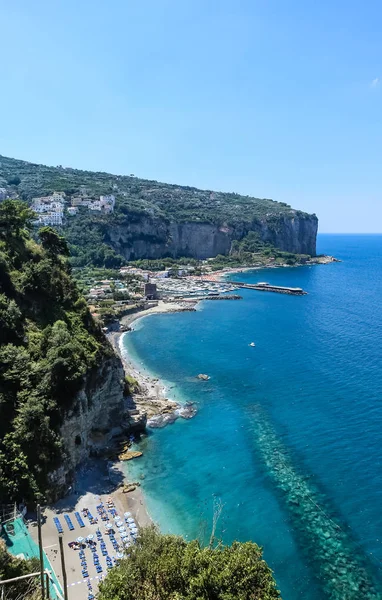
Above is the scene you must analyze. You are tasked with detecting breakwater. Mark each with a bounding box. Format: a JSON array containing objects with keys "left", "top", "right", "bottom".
[
  {"left": 234, "top": 282, "right": 307, "bottom": 295},
  {"left": 250, "top": 406, "right": 382, "bottom": 600}
]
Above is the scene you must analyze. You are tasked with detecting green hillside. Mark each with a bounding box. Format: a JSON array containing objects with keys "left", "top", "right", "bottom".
[
  {"left": 0, "top": 154, "right": 307, "bottom": 224},
  {"left": 0, "top": 200, "right": 109, "bottom": 502}
]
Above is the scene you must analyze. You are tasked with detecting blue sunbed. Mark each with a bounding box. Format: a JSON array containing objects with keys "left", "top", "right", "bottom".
[
  {"left": 64, "top": 514, "right": 74, "bottom": 531},
  {"left": 75, "top": 511, "right": 85, "bottom": 527},
  {"left": 53, "top": 517, "right": 63, "bottom": 533}
]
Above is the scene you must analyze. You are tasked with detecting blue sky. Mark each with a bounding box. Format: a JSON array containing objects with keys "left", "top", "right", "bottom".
[{"left": 1, "top": 0, "right": 381, "bottom": 232}]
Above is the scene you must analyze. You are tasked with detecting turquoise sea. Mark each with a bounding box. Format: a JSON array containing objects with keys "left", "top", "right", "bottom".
[{"left": 122, "top": 234, "right": 382, "bottom": 599}]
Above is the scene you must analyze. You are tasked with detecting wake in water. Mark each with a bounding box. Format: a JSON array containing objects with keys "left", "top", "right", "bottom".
[{"left": 250, "top": 405, "right": 382, "bottom": 600}]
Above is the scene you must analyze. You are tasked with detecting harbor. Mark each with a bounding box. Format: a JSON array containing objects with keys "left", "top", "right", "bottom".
[{"left": 152, "top": 275, "right": 306, "bottom": 299}]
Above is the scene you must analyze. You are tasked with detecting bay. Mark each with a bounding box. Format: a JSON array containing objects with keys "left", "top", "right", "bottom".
[{"left": 123, "top": 234, "right": 382, "bottom": 599}]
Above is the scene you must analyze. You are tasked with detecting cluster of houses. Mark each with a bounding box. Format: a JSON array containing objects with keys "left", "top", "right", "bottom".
[
  {"left": 31, "top": 191, "right": 115, "bottom": 226},
  {"left": 70, "top": 194, "right": 115, "bottom": 214},
  {"left": 119, "top": 266, "right": 193, "bottom": 279},
  {"left": 31, "top": 191, "right": 66, "bottom": 225}
]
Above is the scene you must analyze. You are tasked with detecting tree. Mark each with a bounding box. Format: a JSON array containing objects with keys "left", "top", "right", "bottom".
[
  {"left": 0, "top": 540, "right": 40, "bottom": 599},
  {"left": 0, "top": 200, "right": 34, "bottom": 238},
  {"left": 7, "top": 175, "right": 21, "bottom": 185},
  {"left": 98, "top": 526, "right": 280, "bottom": 600},
  {"left": 38, "top": 227, "right": 69, "bottom": 258}
]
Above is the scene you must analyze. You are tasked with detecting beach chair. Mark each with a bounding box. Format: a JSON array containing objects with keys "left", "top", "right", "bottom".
[
  {"left": 53, "top": 517, "right": 63, "bottom": 534},
  {"left": 75, "top": 511, "right": 85, "bottom": 527},
  {"left": 64, "top": 514, "right": 75, "bottom": 531}
]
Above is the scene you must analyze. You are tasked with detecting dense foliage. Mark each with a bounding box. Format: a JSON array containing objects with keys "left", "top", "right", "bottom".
[
  {"left": 98, "top": 526, "right": 280, "bottom": 600},
  {"left": 0, "top": 201, "right": 107, "bottom": 502},
  {"left": 207, "top": 232, "right": 310, "bottom": 269},
  {"left": 0, "top": 154, "right": 315, "bottom": 268},
  {"left": 0, "top": 541, "right": 40, "bottom": 599}
]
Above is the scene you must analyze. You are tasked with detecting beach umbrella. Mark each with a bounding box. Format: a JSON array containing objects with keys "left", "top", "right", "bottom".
[
  {"left": 106, "top": 523, "right": 113, "bottom": 529},
  {"left": 77, "top": 536, "right": 85, "bottom": 543},
  {"left": 116, "top": 521, "right": 123, "bottom": 527},
  {"left": 87, "top": 534, "right": 94, "bottom": 541},
  {"left": 127, "top": 518, "right": 135, "bottom": 524},
  {"left": 116, "top": 552, "right": 124, "bottom": 559},
  {"left": 118, "top": 526, "right": 126, "bottom": 532},
  {"left": 121, "top": 536, "right": 128, "bottom": 541},
  {"left": 124, "top": 512, "right": 131, "bottom": 517}
]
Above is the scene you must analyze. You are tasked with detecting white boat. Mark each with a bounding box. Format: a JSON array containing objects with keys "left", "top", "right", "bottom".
[{"left": 249, "top": 342, "right": 256, "bottom": 347}]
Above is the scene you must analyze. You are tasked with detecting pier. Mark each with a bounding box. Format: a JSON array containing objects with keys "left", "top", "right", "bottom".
[
  {"left": 179, "top": 294, "right": 242, "bottom": 302},
  {"left": 233, "top": 282, "right": 307, "bottom": 296}
]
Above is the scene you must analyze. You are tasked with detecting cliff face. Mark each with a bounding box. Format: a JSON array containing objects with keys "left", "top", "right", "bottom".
[
  {"left": 106, "top": 213, "right": 318, "bottom": 260},
  {"left": 254, "top": 215, "right": 318, "bottom": 255},
  {"left": 48, "top": 353, "right": 141, "bottom": 499}
]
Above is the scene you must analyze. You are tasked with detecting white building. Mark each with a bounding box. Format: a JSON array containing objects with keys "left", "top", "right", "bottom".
[
  {"left": 33, "top": 203, "right": 47, "bottom": 213},
  {"left": 38, "top": 212, "right": 63, "bottom": 226},
  {"left": 50, "top": 202, "right": 64, "bottom": 212},
  {"left": 67, "top": 206, "right": 78, "bottom": 216},
  {"left": 0, "top": 188, "right": 8, "bottom": 201},
  {"left": 51, "top": 191, "right": 66, "bottom": 202},
  {"left": 99, "top": 194, "right": 115, "bottom": 212},
  {"left": 89, "top": 201, "right": 102, "bottom": 211}
]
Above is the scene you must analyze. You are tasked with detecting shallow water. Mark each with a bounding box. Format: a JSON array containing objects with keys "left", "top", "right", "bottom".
[{"left": 123, "top": 234, "right": 382, "bottom": 599}]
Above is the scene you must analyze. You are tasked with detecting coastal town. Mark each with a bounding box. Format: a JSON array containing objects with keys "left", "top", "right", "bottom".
[{"left": 31, "top": 191, "right": 115, "bottom": 226}]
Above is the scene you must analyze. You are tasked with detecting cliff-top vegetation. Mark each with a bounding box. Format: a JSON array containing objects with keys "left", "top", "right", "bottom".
[
  {"left": 0, "top": 155, "right": 316, "bottom": 268},
  {"left": 0, "top": 154, "right": 310, "bottom": 225}
]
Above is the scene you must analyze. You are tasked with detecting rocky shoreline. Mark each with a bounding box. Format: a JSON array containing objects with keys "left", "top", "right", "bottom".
[{"left": 108, "top": 300, "right": 200, "bottom": 431}]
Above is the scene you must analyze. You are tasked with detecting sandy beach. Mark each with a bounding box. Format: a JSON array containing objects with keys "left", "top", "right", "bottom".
[{"left": 29, "top": 459, "right": 151, "bottom": 600}]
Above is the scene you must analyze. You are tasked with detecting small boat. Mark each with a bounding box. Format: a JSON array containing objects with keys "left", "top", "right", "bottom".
[{"left": 249, "top": 342, "right": 256, "bottom": 347}]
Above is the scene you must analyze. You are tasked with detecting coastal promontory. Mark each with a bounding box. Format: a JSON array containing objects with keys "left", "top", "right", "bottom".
[{"left": 0, "top": 154, "right": 318, "bottom": 265}]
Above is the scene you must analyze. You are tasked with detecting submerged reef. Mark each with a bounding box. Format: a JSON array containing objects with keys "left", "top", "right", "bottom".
[{"left": 251, "top": 406, "right": 382, "bottom": 600}]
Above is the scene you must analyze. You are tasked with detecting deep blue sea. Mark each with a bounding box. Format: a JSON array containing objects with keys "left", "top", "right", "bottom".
[{"left": 122, "top": 234, "right": 382, "bottom": 600}]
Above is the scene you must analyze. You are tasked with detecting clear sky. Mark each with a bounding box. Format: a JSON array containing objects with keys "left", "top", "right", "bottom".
[{"left": 1, "top": 0, "right": 381, "bottom": 232}]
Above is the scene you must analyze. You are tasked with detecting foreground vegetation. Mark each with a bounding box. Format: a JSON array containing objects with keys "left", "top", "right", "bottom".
[
  {"left": 0, "top": 200, "right": 109, "bottom": 502},
  {"left": 98, "top": 526, "right": 280, "bottom": 600},
  {"left": 0, "top": 541, "right": 40, "bottom": 599}
]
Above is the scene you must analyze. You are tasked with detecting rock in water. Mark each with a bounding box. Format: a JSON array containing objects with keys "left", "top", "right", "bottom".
[
  {"left": 176, "top": 403, "right": 197, "bottom": 419},
  {"left": 197, "top": 374, "right": 210, "bottom": 380},
  {"left": 118, "top": 450, "right": 143, "bottom": 461}
]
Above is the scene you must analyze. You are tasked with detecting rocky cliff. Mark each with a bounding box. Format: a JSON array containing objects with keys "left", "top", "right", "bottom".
[
  {"left": 48, "top": 353, "right": 145, "bottom": 499},
  {"left": 0, "top": 154, "right": 319, "bottom": 264},
  {"left": 106, "top": 213, "right": 318, "bottom": 260}
]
